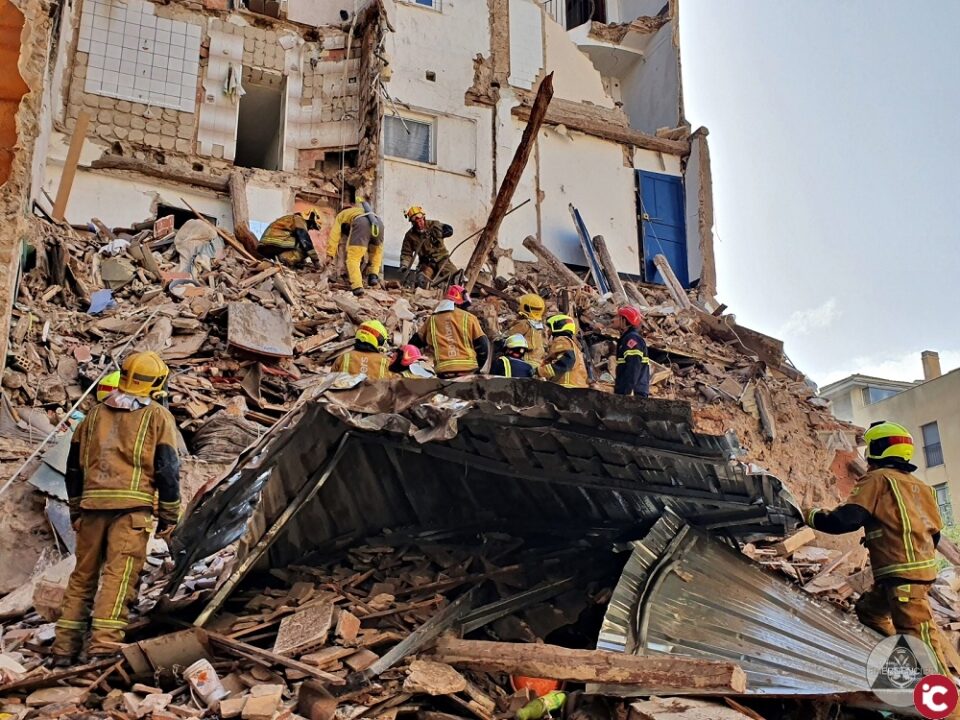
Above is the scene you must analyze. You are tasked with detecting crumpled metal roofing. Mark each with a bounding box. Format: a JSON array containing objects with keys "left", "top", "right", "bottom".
[
  {"left": 168, "top": 378, "right": 800, "bottom": 593},
  {"left": 595, "top": 511, "right": 883, "bottom": 696}
]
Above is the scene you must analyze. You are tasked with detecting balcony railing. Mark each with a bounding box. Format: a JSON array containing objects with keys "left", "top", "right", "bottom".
[{"left": 542, "top": 0, "right": 605, "bottom": 30}]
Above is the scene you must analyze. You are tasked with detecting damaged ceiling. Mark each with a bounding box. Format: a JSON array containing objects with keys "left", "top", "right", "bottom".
[{"left": 169, "top": 378, "right": 800, "bottom": 601}]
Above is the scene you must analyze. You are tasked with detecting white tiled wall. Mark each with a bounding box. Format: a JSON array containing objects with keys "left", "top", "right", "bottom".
[{"left": 78, "top": 0, "right": 201, "bottom": 112}]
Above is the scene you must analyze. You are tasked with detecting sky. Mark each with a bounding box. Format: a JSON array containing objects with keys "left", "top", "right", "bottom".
[{"left": 678, "top": 1, "right": 960, "bottom": 387}]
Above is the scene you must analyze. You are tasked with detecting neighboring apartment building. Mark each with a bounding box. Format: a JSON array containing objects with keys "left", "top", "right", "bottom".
[
  {"left": 0, "top": 0, "right": 716, "bottom": 308},
  {"left": 821, "top": 351, "right": 958, "bottom": 524}
]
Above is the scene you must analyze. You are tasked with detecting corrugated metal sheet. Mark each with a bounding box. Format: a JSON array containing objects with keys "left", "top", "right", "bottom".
[
  {"left": 595, "top": 511, "right": 882, "bottom": 696},
  {"left": 169, "top": 379, "right": 800, "bottom": 593}
]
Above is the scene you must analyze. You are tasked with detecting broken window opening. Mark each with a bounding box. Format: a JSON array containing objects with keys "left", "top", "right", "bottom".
[
  {"left": 384, "top": 115, "right": 435, "bottom": 165},
  {"left": 565, "top": 0, "right": 606, "bottom": 29},
  {"left": 156, "top": 203, "right": 218, "bottom": 230},
  {"left": 246, "top": 0, "right": 282, "bottom": 19},
  {"left": 235, "top": 70, "right": 286, "bottom": 172},
  {"left": 0, "top": 0, "right": 29, "bottom": 188}
]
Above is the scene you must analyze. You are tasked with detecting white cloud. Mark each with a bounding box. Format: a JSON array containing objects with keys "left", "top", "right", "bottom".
[
  {"left": 816, "top": 349, "right": 960, "bottom": 387},
  {"left": 777, "top": 298, "right": 839, "bottom": 339}
]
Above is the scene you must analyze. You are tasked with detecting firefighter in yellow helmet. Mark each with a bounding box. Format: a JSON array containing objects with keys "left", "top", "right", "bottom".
[
  {"left": 52, "top": 352, "right": 181, "bottom": 664},
  {"left": 257, "top": 210, "right": 321, "bottom": 267},
  {"left": 538, "top": 315, "right": 588, "bottom": 388},
  {"left": 803, "top": 421, "right": 949, "bottom": 674},
  {"left": 400, "top": 206, "right": 456, "bottom": 288},
  {"left": 502, "top": 294, "right": 547, "bottom": 364},
  {"left": 95, "top": 369, "right": 121, "bottom": 402},
  {"left": 327, "top": 201, "right": 386, "bottom": 296},
  {"left": 331, "top": 320, "right": 392, "bottom": 379}
]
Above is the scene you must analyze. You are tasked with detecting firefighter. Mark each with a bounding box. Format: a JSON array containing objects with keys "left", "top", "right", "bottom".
[
  {"left": 257, "top": 210, "right": 321, "bottom": 267},
  {"left": 613, "top": 306, "right": 651, "bottom": 397},
  {"left": 51, "top": 352, "right": 180, "bottom": 664},
  {"left": 388, "top": 344, "right": 435, "bottom": 379},
  {"left": 411, "top": 285, "right": 489, "bottom": 377},
  {"left": 538, "top": 314, "right": 588, "bottom": 388},
  {"left": 327, "top": 201, "right": 386, "bottom": 296},
  {"left": 331, "top": 320, "right": 392, "bottom": 379},
  {"left": 492, "top": 334, "right": 536, "bottom": 378},
  {"left": 399, "top": 206, "right": 456, "bottom": 288},
  {"left": 502, "top": 294, "right": 547, "bottom": 364},
  {"left": 803, "top": 421, "right": 950, "bottom": 674}
]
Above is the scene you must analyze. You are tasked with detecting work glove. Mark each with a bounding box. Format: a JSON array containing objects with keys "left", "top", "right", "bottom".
[
  {"left": 156, "top": 518, "right": 177, "bottom": 541},
  {"left": 801, "top": 507, "right": 820, "bottom": 528}
]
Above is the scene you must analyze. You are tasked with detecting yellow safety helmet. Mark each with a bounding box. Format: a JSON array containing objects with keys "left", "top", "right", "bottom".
[
  {"left": 118, "top": 351, "right": 170, "bottom": 399},
  {"left": 356, "top": 319, "right": 388, "bottom": 350},
  {"left": 96, "top": 370, "right": 121, "bottom": 402},
  {"left": 863, "top": 421, "right": 914, "bottom": 463},
  {"left": 404, "top": 205, "right": 426, "bottom": 221},
  {"left": 546, "top": 314, "right": 576, "bottom": 336},
  {"left": 518, "top": 294, "right": 545, "bottom": 321},
  {"left": 505, "top": 334, "right": 529, "bottom": 351}
]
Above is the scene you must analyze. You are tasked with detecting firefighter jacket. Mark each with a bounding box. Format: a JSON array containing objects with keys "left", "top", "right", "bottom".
[
  {"left": 258, "top": 214, "right": 315, "bottom": 264},
  {"left": 615, "top": 328, "right": 651, "bottom": 397},
  {"left": 539, "top": 335, "right": 588, "bottom": 388},
  {"left": 492, "top": 355, "right": 536, "bottom": 378},
  {"left": 808, "top": 465, "right": 943, "bottom": 583},
  {"left": 65, "top": 394, "right": 181, "bottom": 525},
  {"left": 400, "top": 220, "right": 453, "bottom": 270},
  {"left": 503, "top": 318, "right": 546, "bottom": 364},
  {"left": 327, "top": 205, "right": 385, "bottom": 257},
  {"left": 414, "top": 302, "right": 488, "bottom": 374},
  {"left": 332, "top": 343, "right": 391, "bottom": 379}
]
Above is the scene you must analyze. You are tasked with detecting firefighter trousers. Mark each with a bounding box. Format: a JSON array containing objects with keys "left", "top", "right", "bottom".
[
  {"left": 52, "top": 509, "right": 152, "bottom": 657},
  {"left": 855, "top": 581, "right": 950, "bottom": 674}
]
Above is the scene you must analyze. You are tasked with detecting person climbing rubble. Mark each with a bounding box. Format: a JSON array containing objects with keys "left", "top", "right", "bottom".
[
  {"left": 538, "top": 314, "right": 589, "bottom": 388},
  {"left": 257, "top": 210, "right": 321, "bottom": 267},
  {"left": 803, "top": 421, "right": 951, "bottom": 674},
  {"left": 326, "top": 200, "right": 386, "bottom": 296},
  {"left": 51, "top": 352, "right": 181, "bottom": 665},
  {"left": 411, "top": 285, "right": 489, "bottom": 378},
  {"left": 388, "top": 344, "right": 436, "bottom": 378},
  {"left": 492, "top": 334, "right": 536, "bottom": 378},
  {"left": 501, "top": 294, "right": 547, "bottom": 364},
  {"left": 613, "top": 306, "right": 651, "bottom": 398},
  {"left": 399, "top": 206, "right": 457, "bottom": 288},
  {"left": 331, "top": 320, "right": 392, "bottom": 379}
]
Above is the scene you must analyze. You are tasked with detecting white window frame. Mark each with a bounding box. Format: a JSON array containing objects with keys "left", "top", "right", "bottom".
[
  {"left": 403, "top": 0, "right": 441, "bottom": 10},
  {"left": 384, "top": 113, "right": 437, "bottom": 166}
]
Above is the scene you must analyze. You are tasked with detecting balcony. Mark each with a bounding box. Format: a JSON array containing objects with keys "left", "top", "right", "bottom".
[{"left": 543, "top": 0, "right": 607, "bottom": 31}]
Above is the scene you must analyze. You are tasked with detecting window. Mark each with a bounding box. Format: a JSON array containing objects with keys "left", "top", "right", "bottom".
[
  {"left": 384, "top": 115, "right": 435, "bottom": 164},
  {"left": 922, "top": 422, "right": 944, "bottom": 468},
  {"left": 936, "top": 484, "right": 954, "bottom": 526},
  {"left": 415, "top": 0, "right": 437, "bottom": 6},
  {"left": 862, "top": 386, "right": 901, "bottom": 405}
]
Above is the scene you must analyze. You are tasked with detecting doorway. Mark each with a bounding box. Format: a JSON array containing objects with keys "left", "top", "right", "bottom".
[
  {"left": 637, "top": 170, "right": 688, "bottom": 287},
  {"left": 234, "top": 69, "right": 285, "bottom": 171}
]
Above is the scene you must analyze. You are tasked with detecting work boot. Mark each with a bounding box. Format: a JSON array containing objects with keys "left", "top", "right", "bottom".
[
  {"left": 46, "top": 653, "right": 75, "bottom": 668},
  {"left": 352, "top": 288, "right": 364, "bottom": 297},
  {"left": 415, "top": 272, "right": 429, "bottom": 289},
  {"left": 367, "top": 274, "right": 380, "bottom": 287}
]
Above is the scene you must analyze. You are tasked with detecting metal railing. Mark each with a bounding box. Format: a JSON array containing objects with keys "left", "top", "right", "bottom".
[{"left": 542, "top": 0, "right": 604, "bottom": 30}]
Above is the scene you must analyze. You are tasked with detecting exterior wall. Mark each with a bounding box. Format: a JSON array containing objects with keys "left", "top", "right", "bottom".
[
  {"left": 853, "top": 369, "right": 960, "bottom": 516},
  {"left": 829, "top": 389, "right": 856, "bottom": 424},
  {"left": 619, "top": 18, "right": 679, "bottom": 133}
]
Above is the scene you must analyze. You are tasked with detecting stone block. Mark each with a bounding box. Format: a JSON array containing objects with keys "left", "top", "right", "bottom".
[
  {"left": 131, "top": 116, "right": 146, "bottom": 130},
  {"left": 116, "top": 100, "right": 131, "bottom": 112},
  {"left": 128, "top": 128, "right": 145, "bottom": 143},
  {"left": 96, "top": 124, "right": 114, "bottom": 139},
  {"left": 114, "top": 114, "right": 130, "bottom": 128},
  {"left": 114, "top": 127, "right": 129, "bottom": 140},
  {"left": 97, "top": 109, "right": 113, "bottom": 124},
  {"left": 175, "top": 138, "right": 192, "bottom": 153},
  {"left": 145, "top": 119, "right": 162, "bottom": 133},
  {"left": 98, "top": 96, "right": 115, "bottom": 109},
  {"left": 144, "top": 132, "right": 161, "bottom": 146},
  {"left": 160, "top": 136, "right": 176, "bottom": 150},
  {"left": 161, "top": 122, "right": 177, "bottom": 137}
]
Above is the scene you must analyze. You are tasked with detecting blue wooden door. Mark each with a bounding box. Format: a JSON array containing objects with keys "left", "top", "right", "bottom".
[{"left": 637, "top": 171, "right": 688, "bottom": 287}]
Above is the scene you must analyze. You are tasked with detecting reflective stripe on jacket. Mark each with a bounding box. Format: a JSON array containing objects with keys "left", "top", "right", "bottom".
[
  {"left": 418, "top": 308, "right": 485, "bottom": 374},
  {"left": 332, "top": 350, "right": 391, "bottom": 379},
  {"left": 543, "top": 336, "right": 588, "bottom": 388},
  {"left": 504, "top": 319, "right": 546, "bottom": 364}
]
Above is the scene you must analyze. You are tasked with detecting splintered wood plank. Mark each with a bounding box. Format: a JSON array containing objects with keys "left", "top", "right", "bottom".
[{"left": 273, "top": 599, "right": 334, "bottom": 656}]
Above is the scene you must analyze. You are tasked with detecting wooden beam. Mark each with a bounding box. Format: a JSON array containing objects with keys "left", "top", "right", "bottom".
[
  {"left": 464, "top": 73, "right": 554, "bottom": 291},
  {"left": 90, "top": 155, "right": 230, "bottom": 192},
  {"left": 591, "top": 235, "right": 626, "bottom": 303},
  {"left": 653, "top": 254, "right": 693, "bottom": 310},
  {"left": 52, "top": 110, "right": 91, "bottom": 221},
  {"left": 229, "top": 170, "right": 261, "bottom": 254},
  {"left": 427, "top": 638, "right": 746, "bottom": 693},
  {"left": 754, "top": 381, "right": 778, "bottom": 442},
  {"left": 521, "top": 236, "right": 584, "bottom": 288},
  {"left": 206, "top": 632, "right": 344, "bottom": 685},
  {"left": 511, "top": 97, "right": 689, "bottom": 156}
]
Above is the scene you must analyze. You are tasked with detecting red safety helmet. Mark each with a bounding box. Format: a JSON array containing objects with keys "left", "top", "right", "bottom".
[
  {"left": 446, "top": 284, "right": 471, "bottom": 307},
  {"left": 617, "top": 306, "right": 644, "bottom": 327},
  {"left": 396, "top": 344, "right": 423, "bottom": 367}
]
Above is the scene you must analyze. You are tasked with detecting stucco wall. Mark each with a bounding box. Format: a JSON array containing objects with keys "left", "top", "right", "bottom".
[
  {"left": 854, "top": 370, "right": 960, "bottom": 513},
  {"left": 620, "top": 19, "right": 679, "bottom": 133}
]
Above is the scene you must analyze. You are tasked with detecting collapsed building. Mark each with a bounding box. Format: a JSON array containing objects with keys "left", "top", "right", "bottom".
[{"left": 0, "top": 0, "right": 957, "bottom": 718}]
